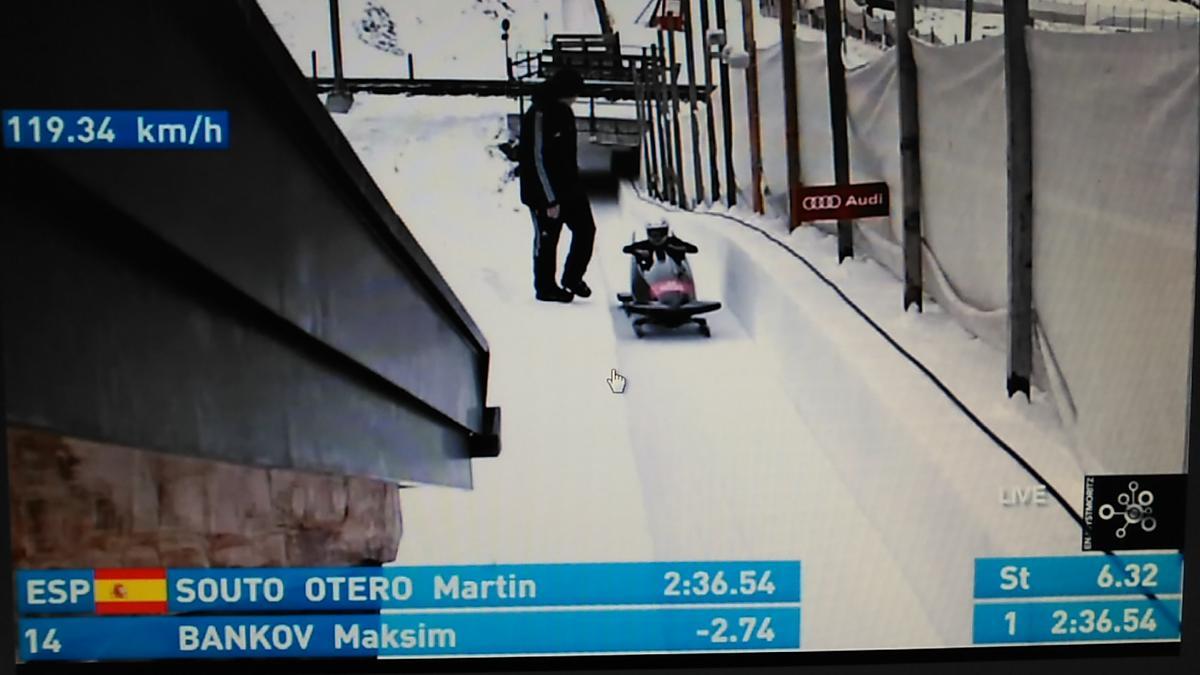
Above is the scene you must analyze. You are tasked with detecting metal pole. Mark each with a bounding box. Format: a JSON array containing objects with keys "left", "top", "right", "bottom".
[
  {"left": 324, "top": 0, "right": 354, "bottom": 113},
  {"left": 595, "top": 0, "right": 614, "bottom": 33},
  {"left": 699, "top": 0, "right": 722, "bottom": 203},
  {"left": 683, "top": 0, "right": 707, "bottom": 204},
  {"left": 503, "top": 20, "right": 512, "bottom": 80},
  {"left": 1004, "top": 0, "right": 1034, "bottom": 398},
  {"left": 824, "top": 0, "right": 853, "bottom": 261},
  {"left": 780, "top": 0, "right": 803, "bottom": 229},
  {"left": 667, "top": 26, "right": 690, "bottom": 209},
  {"left": 965, "top": 0, "right": 974, "bottom": 41},
  {"left": 330, "top": 0, "right": 344, "bottom": 84},
  {"left": 741, "top": 0, "right": 763, "bottom": 213},
  {"left": 897, "top": 0, "right": 923, "bottom": 311},
  {"left": 408, "top": 53, "right": 414, "bottom": 80},
  {"left": 716, "top": 0, "right": 738, "bottom": 207}
]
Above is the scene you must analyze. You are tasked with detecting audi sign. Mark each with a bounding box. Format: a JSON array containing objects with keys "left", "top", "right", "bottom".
[
  {"left": 802, "top": 195, "right": 844, "bottom": 210},
  {"left": 795, "top": 182, "right": 890, "bottom": 223}
]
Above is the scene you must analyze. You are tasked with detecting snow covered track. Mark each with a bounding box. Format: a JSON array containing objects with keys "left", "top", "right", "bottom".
[
  {"left": 626, "top": 184, "right": 1085, "bottom": 526},
  {"left": 610, "top": 183, "right": 1083, "bottom": 646},
  {"left": 328, "top": 92, "right": 1098, "bottom": 649},
  {"left": 591, "top": 197, "right": 942, "bottom": 649}
]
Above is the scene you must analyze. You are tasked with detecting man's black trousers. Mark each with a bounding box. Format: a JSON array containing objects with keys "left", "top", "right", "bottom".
[{"left": 529, "top": 195, "right": 595, "bottom": 293}]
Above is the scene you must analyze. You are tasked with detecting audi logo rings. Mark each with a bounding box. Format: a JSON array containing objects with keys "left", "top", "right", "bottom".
[{"left": 802, "top": 195, "right": 842, "bottom": 210}]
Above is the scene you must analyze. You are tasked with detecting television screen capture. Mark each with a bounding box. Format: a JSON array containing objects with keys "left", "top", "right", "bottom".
[{"left": 2, "top": 0, "right": 1197, "bottom": 666}]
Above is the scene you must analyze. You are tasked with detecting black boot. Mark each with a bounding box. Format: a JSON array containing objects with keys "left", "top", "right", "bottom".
[
  {"left": 536, "top": 286, "right": 574, "bottom": 303},
  {"left": 562, "top": 279, "right": 592, "bottom": 298}
]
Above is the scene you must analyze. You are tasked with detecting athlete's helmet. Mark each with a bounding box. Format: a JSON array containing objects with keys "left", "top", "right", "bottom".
[{"left": 646, "top": 220, "right": 670, "bottom": 245}]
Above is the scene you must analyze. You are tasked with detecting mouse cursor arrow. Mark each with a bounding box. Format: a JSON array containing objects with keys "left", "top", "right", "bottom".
[{"left": 606, "top": 368, "right": 627, "bottom": 394}]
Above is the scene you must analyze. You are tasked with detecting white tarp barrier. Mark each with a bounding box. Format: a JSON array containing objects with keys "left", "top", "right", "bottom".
[
  {"left": 846, "top": 48, "right": 904, "bottom": 274},
  {"left": 722, "top": 38, "right": 905, "bottom": 275},
  {"left": 1029, "top": 28, "right": 1199, "bottom": 474},
  {"left": 796, "top": 40, "right": 836, "bottom": 191},
  {"left": 707, "top": 29, "right": 1196, "bottom": 476},
  {"left": 711, "top": 38, "right": 813, "bottom": 214},
  {"left": 911, "top": 37, "right": 1010, "bottom": 356}
]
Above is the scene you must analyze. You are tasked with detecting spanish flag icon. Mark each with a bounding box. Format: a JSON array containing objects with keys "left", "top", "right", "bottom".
[{"left": 94, "top": 568, "right": 168, "bottom": 615}]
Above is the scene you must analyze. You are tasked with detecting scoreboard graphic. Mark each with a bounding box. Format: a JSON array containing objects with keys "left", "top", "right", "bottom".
[
  {"left": 17, "top": 561, "right": 802, "bottom": 661},
  {"left": 972, "top": 554, "right": 1183, "bottom": 644},
  {"left": 16, "top": 554, "right": 1184, "bottom": 660}
]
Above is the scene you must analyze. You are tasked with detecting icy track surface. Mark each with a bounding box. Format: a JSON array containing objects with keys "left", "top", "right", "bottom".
[{"left": 333, "top": 95, "right": 1085, "bottom": 650}]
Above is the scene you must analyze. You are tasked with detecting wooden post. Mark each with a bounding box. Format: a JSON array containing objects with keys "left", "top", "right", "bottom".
[
  {"left": 408, "top": 53, "right": 414, "bottom": 80},
  {"left": 965, "top": 0, "right": 974, "bottom": 41},
  {"left": 666, "top": 26, "right": 689, "bottom": 209},
  {"left": 633, "top": 64, "right": 650, "bottom": 193},
  {"left": 824, "top": 0, "right": 853, "bottom": 261},
  {"left": 698, "top": 0, "right": 722, "bottom": 203},
  {"left": 1004, "top": 0, "right": 1034, "bottom": 398},
  {"left": 716, "top": 0, "right": 738, "bottom": 207},
  {"left": 897, "top": 0, "right": 923, "bottom": 311},
  {"left": 653, "top": 42, "right": 677, "bottom": 205},
  {"left": 780, "top": 0, "right": 803, "bottom": 229},
  {"left": 741, "top": 0, "right": 764, "bottom": 213},
  {"left": 660, "top": 47, "right": 678, "bottom": 205},
  {"left": 637, "top": 53, "right": 661, "bottom": 198},
  {"left": 682, "top": 0, "right": 707, "bottom": 204},
  {"left": 644, "top": 57, "right": 664, "bottom": 199}
]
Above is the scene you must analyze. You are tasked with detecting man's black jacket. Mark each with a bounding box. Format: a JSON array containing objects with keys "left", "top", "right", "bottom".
[{"left": 519, "top": 96, "right": 580, "bottom": 210}]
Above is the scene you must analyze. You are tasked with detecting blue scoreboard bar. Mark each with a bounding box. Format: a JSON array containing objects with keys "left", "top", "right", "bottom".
[
  {"left": 973, "top": 555, "right": 1183, "bottom": 645},
  {"left": 16, "top": 561, "right": 803, "bottom": 661},
  {"left": 20, "top": 608, "right": 801, "bottom": 660}
]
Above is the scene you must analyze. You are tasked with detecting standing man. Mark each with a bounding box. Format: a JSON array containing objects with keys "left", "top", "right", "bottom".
[{"left": 519, "top": 68, "right": 595, "bottom": 303}]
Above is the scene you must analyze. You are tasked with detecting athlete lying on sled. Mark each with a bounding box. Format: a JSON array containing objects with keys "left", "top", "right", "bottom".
[{"left": 616, "top": 220, "right": 721, "bottom": 338}]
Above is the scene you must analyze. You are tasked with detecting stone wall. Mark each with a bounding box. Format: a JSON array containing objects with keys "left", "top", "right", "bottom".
[{"left": 8, "top": 427, "right": 402, "bottom": 568}]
